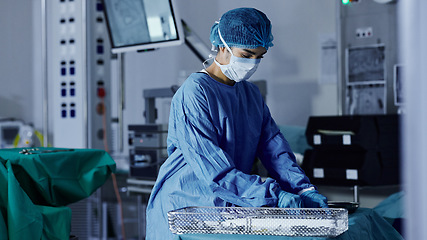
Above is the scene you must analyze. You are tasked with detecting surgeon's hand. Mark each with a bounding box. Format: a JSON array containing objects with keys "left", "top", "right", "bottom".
[
  {"left": 278, "top": 190, "right": 303, "bottom": 208},
  {"left": 300, "top": 190, "right": 328, "bottom": 208}
]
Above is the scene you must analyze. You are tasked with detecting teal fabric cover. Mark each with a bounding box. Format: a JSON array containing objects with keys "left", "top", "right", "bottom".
[
  {"left": 0, "top": 147, "right": 116, "bottom": 206},
  {"left": 0, "top": 147, "right": 116, "bottom": 240},
  {"left": 374, "top": 191, "right": 404, "bottom": 220}
]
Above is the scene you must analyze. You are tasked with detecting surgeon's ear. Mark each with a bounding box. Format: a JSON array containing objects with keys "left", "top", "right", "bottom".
[
  {"left": 218, "top": 47, "right": 231, "bottom": 60},
  {"left": 218, "top": 47, "right": 227, "bottom": 54}
]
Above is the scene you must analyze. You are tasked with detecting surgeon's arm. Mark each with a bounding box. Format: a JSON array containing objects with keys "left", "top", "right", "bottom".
[
  {"left": 175, "top": 112, "right": 282, "bottom": 207},
  {"left": 172, "top": 85, "right": 281, "bottom": 208},
  {"left": 256, "top": 102, "right": 314, "bottom": 194},
  {"left": 256, "top": 103, "right": 328, "bottom": 208}
]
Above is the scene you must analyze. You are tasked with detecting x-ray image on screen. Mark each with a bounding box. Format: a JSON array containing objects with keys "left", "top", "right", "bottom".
[
  {"left": 347, "top": 45, "right": 385, "bottom": 84},
  {"left": 102, "top": 0, "right": 183, "bottom": 53},
  {"left": 104, "top": 0, "right": 151, "bottom": 47},
  {"left": 346, "top": 84, "right": 386, "bottom": 115}
]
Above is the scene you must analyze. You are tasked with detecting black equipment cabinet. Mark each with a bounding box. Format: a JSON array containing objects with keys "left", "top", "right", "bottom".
[{"left": 302, "top": 115, "right": 400, "bottom": 186}]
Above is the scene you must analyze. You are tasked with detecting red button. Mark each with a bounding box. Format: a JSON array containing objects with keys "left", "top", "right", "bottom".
[{"left": 97, "top": 87, "right": 106, "bottom": 98}]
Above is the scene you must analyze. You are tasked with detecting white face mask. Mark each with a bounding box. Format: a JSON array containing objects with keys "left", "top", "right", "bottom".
[{"left": 214, "top": 29, "right": 260, "bottom": 82}]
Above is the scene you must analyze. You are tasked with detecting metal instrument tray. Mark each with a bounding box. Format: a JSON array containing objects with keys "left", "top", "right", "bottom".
[{"left": 168, "top": 207, "right": 348, "bottom": 237}]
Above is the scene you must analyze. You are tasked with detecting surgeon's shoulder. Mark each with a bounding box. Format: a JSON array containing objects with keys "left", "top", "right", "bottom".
[
  {"left": 178, "top": 72, "right": 210, "bottom": 95},
  {"left": 242, "top": 80, "right": 264, "bottom": 100}
]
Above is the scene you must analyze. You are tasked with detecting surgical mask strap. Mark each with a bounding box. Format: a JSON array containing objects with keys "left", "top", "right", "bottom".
[
  {"left": 202, "top": 55, "right": 214, "bottom": 70},
  {"left": 202, "top": 21, "right": 221, "bottom": 70},
  {"left": 218, "top": 27, "right": 233, "bottom": 55}
]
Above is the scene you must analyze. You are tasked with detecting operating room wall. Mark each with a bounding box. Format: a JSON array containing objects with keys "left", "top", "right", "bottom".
[
  {"left": 123, "top": 0, "right": 338, "bottom": 130},
  {"left": 0, "top": 1, "right": 35, "bottom": 124}
]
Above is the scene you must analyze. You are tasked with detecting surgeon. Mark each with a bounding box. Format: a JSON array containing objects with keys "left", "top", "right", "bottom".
[{"left": 145, "top": 7, "right": 328, "bottom": 239}]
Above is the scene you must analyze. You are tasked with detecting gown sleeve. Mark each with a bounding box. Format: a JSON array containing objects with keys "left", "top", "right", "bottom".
[
  {"left": 171, "top": 81, "right": 281, "bottom": 207},
  {"left": 256, "top": 101, "right": 314, "bottom": 194}
]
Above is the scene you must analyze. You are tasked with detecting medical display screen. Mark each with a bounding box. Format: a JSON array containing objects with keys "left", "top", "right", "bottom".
[
  {"left": 345, "top": 84, "right": 386, "bottom": 115},
  {"left": 347, "top": 45, "right": 385, "bottom": 84},
  {"left": 102, "top": 0, "right": 183, "bottom": 53},
  {"left": 1, "top": 126, "right": 19, "bottom": 145}
]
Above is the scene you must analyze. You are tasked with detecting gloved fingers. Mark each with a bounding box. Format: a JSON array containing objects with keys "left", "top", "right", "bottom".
[
  {"left": 300, "top": 190, "right": 328, "bottom": 208},
  {"left": 278, "top": 191, "right": 303, "bottom": 208},
  {"left": 318, "top": 199, "right": 329, "bottom": 208},
  {"left": 310, "top": 194, "right": 328, "bottom": 208},
  {"left": 310, "top": 198, "right": 329, "bottom": 208}
]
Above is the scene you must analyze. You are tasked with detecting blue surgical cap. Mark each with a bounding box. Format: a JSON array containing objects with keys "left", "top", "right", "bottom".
[{"left": 209, "top": 8, "right": 274, "bottom": 50}]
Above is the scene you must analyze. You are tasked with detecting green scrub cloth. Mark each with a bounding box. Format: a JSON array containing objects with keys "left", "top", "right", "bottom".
[{"left": 0, "top": 147, "right": 116, "bottom": 240}]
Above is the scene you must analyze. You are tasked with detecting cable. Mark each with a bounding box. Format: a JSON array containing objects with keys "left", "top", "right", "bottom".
[
  {"left": 34, "top": 130, "right": 45, "bottom": 147},
  {"left": 101, "top": 97, "right": 127, "bottom": 240},
  {"left": 13, "top": 134, "right": 20, "bottom": 148}
]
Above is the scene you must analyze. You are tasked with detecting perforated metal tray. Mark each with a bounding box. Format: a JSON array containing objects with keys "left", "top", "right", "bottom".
[{"left": 168, "top": 207, "right": 348, "bottom": 237}]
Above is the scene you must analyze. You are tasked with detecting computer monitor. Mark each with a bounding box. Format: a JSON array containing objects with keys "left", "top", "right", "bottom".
[
  {"left": 0, "top": 121, "right": 22, "bottom": 148},
  {"left": 102, "top": 0, "right": 184, "bottom": 53}
]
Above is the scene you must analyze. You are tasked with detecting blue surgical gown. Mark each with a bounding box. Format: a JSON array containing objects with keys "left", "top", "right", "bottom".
[{"left": 146, "top": 72, "right": 313, "bottom": 240}]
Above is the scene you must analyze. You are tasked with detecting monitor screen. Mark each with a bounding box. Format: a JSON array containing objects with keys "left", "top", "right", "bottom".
[
  {"left": 102, "top": 0, "right": 184, "bottom": 53},
  {"left": 346, "top": 45, "right": 385, "bottom": 85},
  {"left": 1, "top": 126, "right": 19, "bottom": 145}
]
